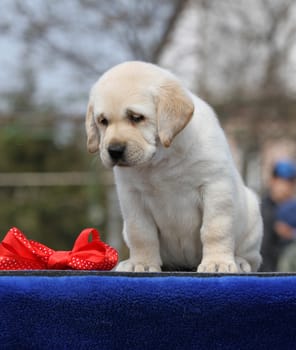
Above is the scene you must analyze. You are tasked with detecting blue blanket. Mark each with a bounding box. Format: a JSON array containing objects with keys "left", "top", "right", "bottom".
[{"left": 0, "top": 272, "right": 295, "bottom": 350}]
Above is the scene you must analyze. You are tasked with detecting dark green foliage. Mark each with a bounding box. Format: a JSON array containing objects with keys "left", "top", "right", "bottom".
[{"left": 0, "top": 120, "right": 108, "bottom": 250}]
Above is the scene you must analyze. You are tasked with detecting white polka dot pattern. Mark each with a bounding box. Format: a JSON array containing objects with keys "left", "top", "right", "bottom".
[{"left": 0, "top": 227, "right": 118, "bottom": 271}]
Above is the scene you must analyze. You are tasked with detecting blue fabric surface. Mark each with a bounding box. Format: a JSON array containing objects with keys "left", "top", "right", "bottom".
[{"left": 0, "top": 272, "right": 296, "bottom": 350}]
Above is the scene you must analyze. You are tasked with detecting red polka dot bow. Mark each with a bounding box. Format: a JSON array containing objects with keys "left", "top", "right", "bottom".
[{"left": 0, "top": 227, "right": 118, "bottom": 270}]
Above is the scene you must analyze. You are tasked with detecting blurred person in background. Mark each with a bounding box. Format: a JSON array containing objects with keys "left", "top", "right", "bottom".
[
  {"left": 275, "top": 200, "right": 296, "bottom": 272},
  {"left": 260, "top": 160, "right": 296, "bottom": 271}
]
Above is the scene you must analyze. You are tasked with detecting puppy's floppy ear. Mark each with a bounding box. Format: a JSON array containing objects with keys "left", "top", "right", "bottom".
[
  {"left": 85, "top": 99, "right": 100, "bottom": 153},
  {"left": 155, "top": 80, "right": 194, "bottom": 147}
]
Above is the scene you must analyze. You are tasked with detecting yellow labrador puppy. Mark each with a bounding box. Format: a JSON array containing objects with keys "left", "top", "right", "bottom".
[{"left": 86, "top": 61, "right": 262, "bottom": 273}]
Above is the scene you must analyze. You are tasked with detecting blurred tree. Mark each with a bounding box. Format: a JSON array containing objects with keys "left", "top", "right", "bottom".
[
  {"left": 160, "top": 0, "right": 296, "bottom": 186},
  {"left": 6, "top": 65, "right": 36, "bottom": 113},
  {"left": 0, "top": 120, "right": 109, "bottom": 249},
  {"left": 190, "top": 0, "right": 296, "bottom": 101},
  {"left": 0, "top": 0, "right": 189, "bottom": 253},
  {"left": 203, "top": 0, "right": 296, "bottom": 183},
  {"left": 0, "top": 0, "right": 188, "bottom": 112}
]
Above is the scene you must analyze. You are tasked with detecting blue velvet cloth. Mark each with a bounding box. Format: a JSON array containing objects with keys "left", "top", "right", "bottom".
[{"left": 0, "top": 272, "right": 296, "bottom": 350}]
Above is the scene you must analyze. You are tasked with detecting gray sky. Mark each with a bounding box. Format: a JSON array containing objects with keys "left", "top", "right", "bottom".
[
  {"left": 1, "top": 0, "right": 296, "bottom": 116},
  {"left": 0, "top": 0, "right": 173, "bottom": 114}
]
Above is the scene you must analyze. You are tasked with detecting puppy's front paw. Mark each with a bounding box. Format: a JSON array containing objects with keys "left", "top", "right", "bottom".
[
  {"left": 235, "top": 257, "right": 251, "bottom": 273},
  {"left": 116, "top": 259, "right": 161, "bottom": 272},
  {"left": 197, "top": 258, "right": 239, "bottom": 273}
]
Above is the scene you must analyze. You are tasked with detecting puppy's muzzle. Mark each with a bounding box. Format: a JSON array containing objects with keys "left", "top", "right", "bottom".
[{"left": 108, "top": 143, "right": 126, "bottom": 162}]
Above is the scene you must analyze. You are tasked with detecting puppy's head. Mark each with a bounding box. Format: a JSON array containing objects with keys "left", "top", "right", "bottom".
[{"left": 85, "top": 61, "right": 194, "bottom": 168}]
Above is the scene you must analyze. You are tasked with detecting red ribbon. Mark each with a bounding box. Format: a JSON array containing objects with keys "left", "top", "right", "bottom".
[{"left": 0, "top": 227, "right": 118, "bottom": 270}]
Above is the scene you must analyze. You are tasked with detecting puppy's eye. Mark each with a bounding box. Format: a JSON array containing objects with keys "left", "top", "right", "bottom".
[
  {"left": 129, "top": 114, "right": 145, "bottom": 124},
  {"left": 98, "top": 116, "right": 109, "bottom": 127}
]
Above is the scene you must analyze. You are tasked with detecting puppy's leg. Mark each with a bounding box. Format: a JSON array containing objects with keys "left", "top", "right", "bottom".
[
  {"left": 198, "top": 181, "right": 238, "bottom": 273},
  {"left": 116, "top": 222, "right": 162, "bottom": 272},
  {"left": 235, "top": 189, "right": 263, "bottom": 272},
  {"left": 115, "top": 190, "right": 162, "bottom": 272},
  {"left": 235, "top": 257, "right": 251, "bottom": 273},
  {"left": 235, "top": 223, "right": 262, "bottom": 272}
]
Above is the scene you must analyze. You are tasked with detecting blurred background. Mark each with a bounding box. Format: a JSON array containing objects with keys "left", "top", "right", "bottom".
[{"left": 0, "top": 0, "right": 295, "bottom": 265}]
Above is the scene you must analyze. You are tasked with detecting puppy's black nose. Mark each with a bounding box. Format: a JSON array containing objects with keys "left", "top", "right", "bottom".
[{"left": 108, "top": 143, "right": 126, "bottom": 161}]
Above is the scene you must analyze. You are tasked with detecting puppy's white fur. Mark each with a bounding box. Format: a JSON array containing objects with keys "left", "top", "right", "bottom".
[{"left": 86, "top": 61, "right": 263, "bottom": 273}]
